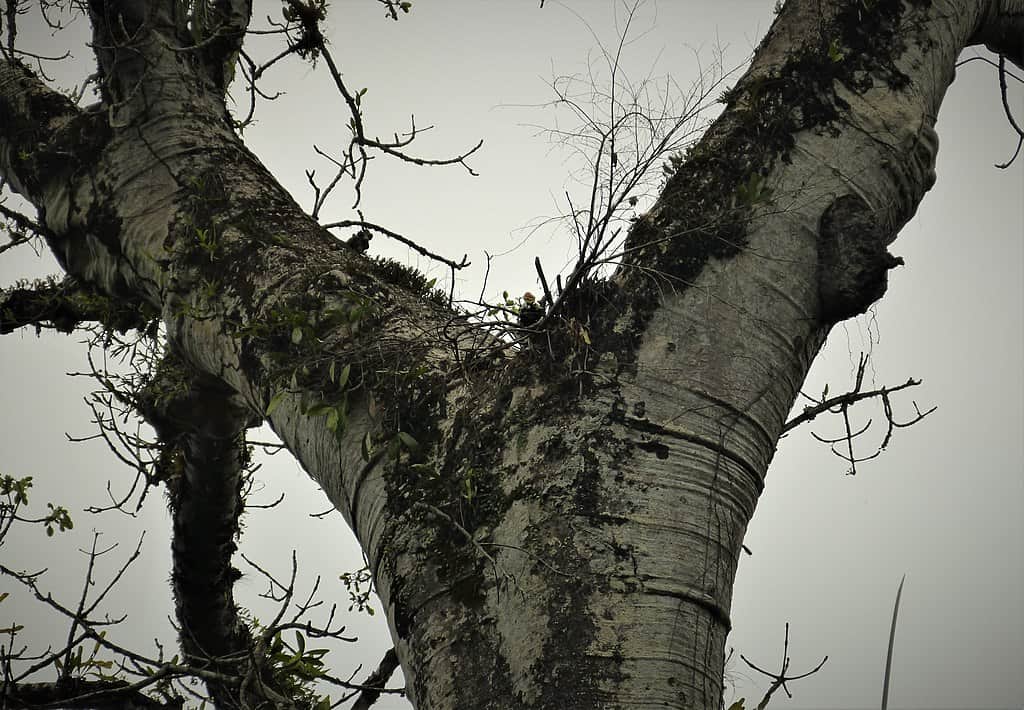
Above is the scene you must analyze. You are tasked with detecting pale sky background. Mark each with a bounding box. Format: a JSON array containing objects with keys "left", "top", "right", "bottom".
[{"left": 1, "top": 2, "right": 1021, "bottom": 709}]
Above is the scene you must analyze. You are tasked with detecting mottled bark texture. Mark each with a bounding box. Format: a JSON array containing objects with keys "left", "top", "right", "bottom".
[{"left": 1, "top": 0, "right": 1018, "bottom": 708}]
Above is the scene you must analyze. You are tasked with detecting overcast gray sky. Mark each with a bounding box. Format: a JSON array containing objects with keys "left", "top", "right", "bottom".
[{"left": 1, "top": 2, "right": 1021, "bottom": 709}]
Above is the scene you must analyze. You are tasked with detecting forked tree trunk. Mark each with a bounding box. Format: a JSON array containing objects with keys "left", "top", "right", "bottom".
[{"left": 1, "top": 0, "right": 1020, "bottom": 707}]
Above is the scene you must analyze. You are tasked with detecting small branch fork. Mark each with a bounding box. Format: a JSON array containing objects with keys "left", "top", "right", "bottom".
[
  {"left": 0, "top": 532, "right": 199, "bottom": 709},
  {"left": 310, "top": 24, "right": 482, "bottom": 211},
  {"left": 0, "top": 543, "right": 403, "bottom": 708},
  {"left": 231, "top": 0, "right": 477, "bottom": 273},
  {"left": 739, "top": 623, "right": 827, "bottom": 710},
  {"left": 278, "top": 0, "right": 482, "bottom": 205},
  {"left": 783, "top": 354, "right": 936, "bottom": 475},
  {"left": 238, "top": 551, "right": 406, "bottom": 705}
]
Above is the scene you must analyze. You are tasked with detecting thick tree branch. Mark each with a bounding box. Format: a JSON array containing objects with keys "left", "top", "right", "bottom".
[
  {"left": 0, "top": 59, "right": 88, "bottom": 204},
  {"left": 135, "top": 352, "right": 261, "bottom": 708},
  {"left": 350, "top": 648, "right": 400, "bottom": 710},
  {"left": 0, "top": 277, "right": 155, "bottom": 334},
  {"left": 0, "top": 677, "right": 182, "bottom": 709}
]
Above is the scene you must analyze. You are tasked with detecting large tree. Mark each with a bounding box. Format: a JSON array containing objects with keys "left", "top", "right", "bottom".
[{"left": 0, "top": 0, "right": 1021, "bottom": 708}]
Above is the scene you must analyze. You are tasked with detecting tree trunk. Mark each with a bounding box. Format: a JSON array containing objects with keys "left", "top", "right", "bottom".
[{"left": 1, "top": 0, "right": 1020, "bottom": 707}]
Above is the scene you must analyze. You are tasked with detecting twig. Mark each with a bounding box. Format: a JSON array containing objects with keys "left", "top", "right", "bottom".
[
  {"left": 995, "top": 55, "right": 1024, "bottom": 168},
  {"left": 323, "top": 219, "right": 469, "bottom": 271},
  {"left": 740, "top": 624, "right": 827, "bottom": 710},
  {"left": 534, "top": 257, "right": 554, "bottom": 305},
  {"left": 785, "top": 354, "right": 935, "bottom": 475}
]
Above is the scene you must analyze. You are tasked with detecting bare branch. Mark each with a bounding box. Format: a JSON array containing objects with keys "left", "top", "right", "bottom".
[
  {"left": 740, "top": 624, "right": 828, "bottom": 710},
  {"left": 784, "top": 354, "right": 936, "bottom": 475},
  {"left": 995, "top": 55, "right": 1024, "bottom": 168},
  {"left": 323, "top": 219, "right": 469, "bottom": 271}
]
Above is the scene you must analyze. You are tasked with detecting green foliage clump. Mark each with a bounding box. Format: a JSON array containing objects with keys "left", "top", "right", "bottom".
[
  {"left": 245, "top": 616, "right": 333, "bottom": 710},
  {"left": 338, "top": 565, "right": 375, "bottom": 615},
  {"left": 0, "top": 474, "right": 74, "bottom": 537},
  {"left": 368, "top": 256, "right": 447, "bottom": 306}
]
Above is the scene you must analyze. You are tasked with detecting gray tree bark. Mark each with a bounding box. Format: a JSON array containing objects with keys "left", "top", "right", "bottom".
[{"left": 1, "top": 0, "right": 1020, "bottom": 708}]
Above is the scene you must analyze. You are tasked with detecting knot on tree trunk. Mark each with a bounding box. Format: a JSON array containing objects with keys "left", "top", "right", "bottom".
[{"left": 817, "top": 194, "right": 903, "bottom": 324}]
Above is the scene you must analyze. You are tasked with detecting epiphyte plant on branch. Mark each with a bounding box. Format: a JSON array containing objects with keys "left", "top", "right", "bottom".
[
  {"left": 0, "top": 0, "right": 1021, "bottom": 709},
  {"left": 495, "top": 6, "right": 738, "bottom": 333}
]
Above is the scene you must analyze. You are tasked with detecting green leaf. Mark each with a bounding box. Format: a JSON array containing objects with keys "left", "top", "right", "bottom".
[
  {"left": 828, "top": 38, "right": 845, "bottom": 62},
  {"left": 397, "top": 431, "right": 419, "bottom": 450},
  {"left": 329, "top": 361, "right": 336, "bottom": 383},
  {"left": 306, "top": 403, "right": 333, "bottom": 417},
  {"left": 337, "top": 363, "right": 351, "bottom": 389},
  {"left": 326, "top": 408, "right": 340, "bottom": 432},
  {"left": 295, "top": 630, "right": 305, "bottom": 654},
  {"left": 266, "top": 391, "right": 287, "bottom": 416},
  {"left": 291, "top": 326, "right": 304, "bottom": 345},
  {"left": 361, "top": 433, "right": 373, "bottom": 461}
]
